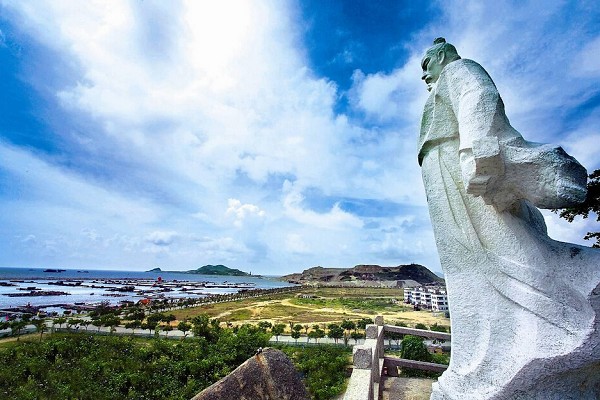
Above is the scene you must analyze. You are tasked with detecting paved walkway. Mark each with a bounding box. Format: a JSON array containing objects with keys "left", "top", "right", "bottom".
[{"left": 381, "top": 376, "right": 434, "bottom": 400}]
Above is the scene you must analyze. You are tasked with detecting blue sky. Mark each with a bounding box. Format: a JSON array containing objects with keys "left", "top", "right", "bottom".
[{"left": 0, "top": 0, "right": 599, "bottom": 274}]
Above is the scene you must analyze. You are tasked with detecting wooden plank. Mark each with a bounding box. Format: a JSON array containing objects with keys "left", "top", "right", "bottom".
[
  {"left": 383, "top": 356, "right": 448, "bottom": 373},
  {"left": 383, "top": 325, "right": 451, "bottom": 341}
]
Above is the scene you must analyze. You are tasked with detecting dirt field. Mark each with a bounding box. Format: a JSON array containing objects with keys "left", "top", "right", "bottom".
[{"left": 171, "top": 287, "right": 450, "bottom": 331}]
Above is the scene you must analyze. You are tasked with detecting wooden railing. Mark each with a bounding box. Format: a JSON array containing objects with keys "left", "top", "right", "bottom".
[{"left": 343, "top": 316, "right": 451, "bottom": 400}]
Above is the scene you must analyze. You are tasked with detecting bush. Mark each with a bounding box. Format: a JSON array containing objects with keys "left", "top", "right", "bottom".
[
  {"left": 278, "top": 344, "right": 351, "bottom": 400},
  {"left": 399, "top": 335, "right": 445, "bottom": 378},
  {"left": 0, "top": 329, "right": 270, "bottom": 400}
]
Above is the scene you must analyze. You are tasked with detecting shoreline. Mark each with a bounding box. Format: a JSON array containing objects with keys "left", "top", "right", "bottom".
[{"left": 0, "top": 271, "right": 293, "bottom": 313}]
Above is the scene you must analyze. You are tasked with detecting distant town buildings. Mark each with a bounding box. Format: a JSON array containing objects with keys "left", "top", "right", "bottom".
[{"left": 404, "top": 286, "right": 448, "bottom": 312}]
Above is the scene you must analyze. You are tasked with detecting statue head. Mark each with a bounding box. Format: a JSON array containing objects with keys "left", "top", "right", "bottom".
[{"left": 421, "top": 37, "right": 461, "bottom": 91}]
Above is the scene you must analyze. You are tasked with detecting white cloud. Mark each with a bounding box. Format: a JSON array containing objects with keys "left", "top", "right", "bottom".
[
  {"left": 226, "top": 199, "right": 266, "bottom": 228},
  {"left": 2, "top": 1, "right": 597, "bottom": 275},
  {"left": 145, "top": 231, "right": 178, "bottom": 246},
  {"left": 542, "top": 210, "right": 597, "bottom": 247},
  {"left": 282, "top": 185, "right": 363, "bottom": 230},
  {"left": 285, "top": 233, "right": 310, "bottom": 254},
  {"left": 563, "top": 113, "right": 600, "bottom": 172},
  {"left": 349, "top": 55, "right": 428, "bottom": 124}
]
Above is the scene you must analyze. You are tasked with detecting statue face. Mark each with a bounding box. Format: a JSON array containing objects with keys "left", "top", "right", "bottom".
[{"left": 421, "top": 51, "right": 445, "bottom": 92}]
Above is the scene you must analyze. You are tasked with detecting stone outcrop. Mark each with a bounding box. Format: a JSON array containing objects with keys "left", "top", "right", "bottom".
[{"left": 191, "top": 348, "right": 309, "bottom": 400}]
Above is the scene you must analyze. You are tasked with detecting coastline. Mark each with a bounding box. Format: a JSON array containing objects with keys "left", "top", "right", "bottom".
[{"left": 0, "top": 267, "right": 291, "bottom": 313}]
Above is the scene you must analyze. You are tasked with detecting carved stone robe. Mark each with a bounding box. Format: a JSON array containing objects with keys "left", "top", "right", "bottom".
[{"left": 419, "top": 58, "right": 600, "bottom": 399}]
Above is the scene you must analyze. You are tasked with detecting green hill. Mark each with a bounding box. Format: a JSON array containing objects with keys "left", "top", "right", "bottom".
[{"left": 186, "top": 264, "right": 250, "bottom": 276}]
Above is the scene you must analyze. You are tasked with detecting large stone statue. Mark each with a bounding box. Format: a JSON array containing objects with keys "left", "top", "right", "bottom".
[{"left": 418, "top": 38, "right": 600, "bottom": 399}]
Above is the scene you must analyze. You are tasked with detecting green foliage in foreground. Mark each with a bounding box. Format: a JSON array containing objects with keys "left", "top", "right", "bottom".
[
  {"left": 277, "top": 344, "right": 351, "bottom": 400},
  {"left": 0, "top": 326, "right": 270, "bottom": 400},
  {"left": 399, "top": 335, "right": 449, "bottom": 378},
  {"left": 0, "top": 329, "right": 351, "bottom": 400}
]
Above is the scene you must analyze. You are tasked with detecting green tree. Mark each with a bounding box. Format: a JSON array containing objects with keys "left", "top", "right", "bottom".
[
  {"left": 32, "top": 319, "right": 47, "bottom": 341},
  {"left": 80, "top": 319, "right": 91, "bottom": 331},
  {"left": 340, "top": 319, "right": 356, "bottom": 345},
  {"left": 271, "top": 323, "right": 286, "bottom": 342},
  {"left": 191, "top": 314, "right": 220, "bottom": 342},
  {"left": 257, "top": 321, "right": 272, "bottom": 332},
  {"left": 357, "top": 318, "right": 374, "bottom": 330},
  {"left": 327, "top": 323, "right": 344, "bottom": 344},
  {"left": 415, "top": 323, "right": 428, "bottom": 330},
  {"left": 126, "top": 308, "right": 146, "bottom": 321},
  {"left": 401, "top": 335, "right": 431, "bottom": 361},
  {"left": 141, "top": 322, "right": 153, "bottom": 335},
  {"left": 162, "top": 314, "right": 176, "bottom": 324},
  {"left": 101, "top": 315, "right": 121, "bottom": 335},
  {"left": 147, "top": 313, "right": 166, "bottom": 326},
  {"left": 162, "top": 325, "right": 173, "bottom": 337},
  {"left": 309, "top": 327, "right": 325, "bottom": 344},
  {"left": 291, "top": 330, "right": 301, "bottom": 344},
  {"left": 67, "top": 318, "right": 83, "bottom": 332},
  {"left": 554, "top": 169, "right": 600, "bottom": 247},
  {"left": 177, "top": 321, "right": 192, "bottom": 340},
  {"left": 350, "top": 331, "right": 364, "bottom": 344},
  {"left": 10, "top": 320, "right": 27, "bottom": 340},
  {"left": 125, "top": 320, "right": 141, "bottom": 334},
  {"left": 400, "top": 335, "right": 438, "bottom": 377},
  {"left": 54, "top": 317, "right": 67, "bottom": 331},
  {"left": 341, "top": 319, "right": 356, "bottom": 332},
  {"left": 92, "top": 319, "right": 103, "bottom": 332}
]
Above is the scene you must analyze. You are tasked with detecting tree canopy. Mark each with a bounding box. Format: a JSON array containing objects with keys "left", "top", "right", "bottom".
[{"left": 555, "top": 169, "right": 600, "bottom": 247}]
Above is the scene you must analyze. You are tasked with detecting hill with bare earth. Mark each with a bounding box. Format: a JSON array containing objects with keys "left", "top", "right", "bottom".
[{"left": 280, "top": 264, "right": 443, "bottom": 287}]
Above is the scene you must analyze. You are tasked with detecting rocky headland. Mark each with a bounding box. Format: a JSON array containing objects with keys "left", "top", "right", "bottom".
[{"left": 280, "top": 263, "right": 443, "bottom": 287}]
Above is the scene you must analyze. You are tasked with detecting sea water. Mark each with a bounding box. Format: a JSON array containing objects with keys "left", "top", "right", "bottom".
[{"left": 0, "top": 267, "right": 290, "bottom": 311}]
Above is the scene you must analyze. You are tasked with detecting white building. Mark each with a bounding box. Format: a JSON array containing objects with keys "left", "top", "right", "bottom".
[{"left": 404, "top": 286, "right": 448, "bottom": 312}]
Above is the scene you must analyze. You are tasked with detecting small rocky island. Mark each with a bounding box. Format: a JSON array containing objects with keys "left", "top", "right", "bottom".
[
  {"left": 146, "top": 265, "right": 251, "bottom": 276},
  {"left": 185, "top": 265, "right": 250, "bottom": 276}
]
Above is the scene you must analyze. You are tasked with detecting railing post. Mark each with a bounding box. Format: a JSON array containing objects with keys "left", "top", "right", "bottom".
[
  {"left": 344, "top": 344, "right": 374, "bottom": 400},
  {"left": 353, "top": 345, "right": 373, "bottom": 369},
  {"left": 345, "top": 317, "right": 452, "bottom": 400}
]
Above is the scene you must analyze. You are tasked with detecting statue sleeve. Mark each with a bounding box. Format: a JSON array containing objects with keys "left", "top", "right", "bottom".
[{"left": 444, "top": 61, "right": 509, "bottom": 206}]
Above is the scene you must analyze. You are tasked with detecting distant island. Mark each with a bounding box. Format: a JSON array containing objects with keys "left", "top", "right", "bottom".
[
  {"left": 185, "top": 265, "right": 250, "bottom": 276},
  {"left": 146, "top": 265, "right": 250, "bottom": 277},
  {"left": 280, "top": 264, "right": 443, "bottom": 287}
]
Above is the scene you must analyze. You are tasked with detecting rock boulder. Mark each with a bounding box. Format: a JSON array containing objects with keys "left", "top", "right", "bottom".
[{"left": 191, "top": 348, "right": 309, "bottom": 400}]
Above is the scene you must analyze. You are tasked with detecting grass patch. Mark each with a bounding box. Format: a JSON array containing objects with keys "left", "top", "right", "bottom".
[
  {"left": 300, "top": 287, "right": 404, "bottom": 298},
  {"left": 227, "top": 308, "right": 253, "bottom": 321},
  {"left": 289, "top": 297, "right": 408, "bottom": 313},
  {"left": 168, "top": 287, "right": 446, "bottom": 330}
]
